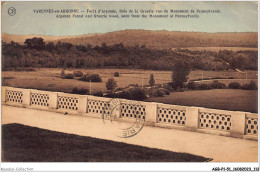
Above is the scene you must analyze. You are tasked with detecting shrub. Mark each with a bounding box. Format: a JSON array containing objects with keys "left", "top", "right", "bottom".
[
  {"left": 115, "top": 87, "right": 124, "bottom": 91},
  {"left": 106, "top": 91, "right": 130, "bottom": 99},
  {"left": 117, "top": 91, "right": 130, "bottom": 99},
  {"left": 73, "top": 71, "right": 83, "bottom": 77},
  {"left": 128, "top": 88, "right": 147, "bottom": 101},
  {"left": 186, "top": 81, "right": 197, "bottom": 90},
  {"left": 25, "top": 68, "right": 35, "bottom": 71},
  {"left": 241, "top": 83, "right": 250, "bottom": 90},
  {"left": 14, "top": 68, "right": 23, "bottom": 71},
  {"left": 149, "top": 74, "right": 155, "bottom": 86},
  {"left": 61, "top": 70, "right": 65, "bottom": 78},
  {"left": 129, "top": 83, "right": 139, "bottom": 87},
  {"left": 164, "top": 89, "right": 171, "bottom": 95},
  {"left": 228, "top": 82, "right": 241, "bottom": 89},
  {"left": 249, "top": 80, "right": 257, "bottom": 90},
  {"left": 63, "top": 73, "right": 74, "bottom": 79},
  {"left": 93, "top": 91, "right": 104, "bottom": 97},
  {"left": 210, "top": 80, "right": 226, "bottom": 89},
  {"left": 152, "top": 89, "right": 164, "bottom": 97},
  {"left": 72, "top": 87, "right": 89, "bottom": 95},
  {"left": 14, "top": 68, "right": 35, "bottom": 71},
  {"left": 163, "top": 83, "right": 174, "bottom": 92},
  {"left": 171, "top": 61, "right": 190, "bottom": 89},
  {"left": 106, "top": 78, "right": 118, "bottom": 91},
  {"left": 198, "top": 83, "right": 211, "bottom": 90},
  {"left": 113, "top": 72, "right": 120, "bottom": 77},
  {"left": 79, "top": 74, "right": 102, "bottom": 82},
  {"left": 241, "top": 80, "right": 257, "bottom": 90}
]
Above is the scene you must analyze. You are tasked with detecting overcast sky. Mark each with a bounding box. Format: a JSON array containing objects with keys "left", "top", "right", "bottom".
[{"left": 2, "top": 1, "right": 258, "bottom": 36}]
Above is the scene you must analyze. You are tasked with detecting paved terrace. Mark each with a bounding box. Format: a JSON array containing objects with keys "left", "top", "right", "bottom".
[{"left": 2, "top": 105, "right": 258, "bottom": 162}]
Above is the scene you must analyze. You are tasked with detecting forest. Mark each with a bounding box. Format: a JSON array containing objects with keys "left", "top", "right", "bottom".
[{"left": 2, "top": 37, "right": 258, "bottom": 71}]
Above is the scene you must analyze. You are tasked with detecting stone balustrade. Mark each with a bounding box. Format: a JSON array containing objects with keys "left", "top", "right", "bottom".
[{"left": 1, "top": 86, "right": 258, "bottom": 140}]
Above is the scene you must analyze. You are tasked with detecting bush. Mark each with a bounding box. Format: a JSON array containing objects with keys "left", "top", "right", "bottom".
[
  {"left": 171, "top": 61, "right": 190, "bottom": 89},
  {"left": 73, "top": 71, "right": 83, "bottom": 77},
  {"left": 186, "top": 81, "right": 197, "bottom": 90},
  {"left": 71, "top": 87, "right": 89, "bottom": 95},
  {"left": 25, "top": 68, "right": 35, "bottom": 71},
  {"left": 164, "top": 89, "right": 171, "bottom": 95},
  {"left": 72, "top": 87, "right": 78, "bottom": 93},
  {"left": 14, "top": 68, "right": 35, "bottom": 71},
  {"left": 93, "top": 91, "right": 104, "bottom": 97},
  {"left": 129, "top": 84, "right": 139, "bottom": 87},
  {"left": 106, "top": 78, "right": 117, "bottom": 91},
  {"left": 115, "top": 87, "right": 124, "bottom": 91},
  {"left": 14, "top": 68, "right": 22, "bottom": 71},
  {"left": 228, "top": 82, "right": 241, "bottom": 89},
  {"left": 79, "top": 74, "right": 102, "bottom": 82},
  {"left": 106, "top": 91, "right": 130, "bottom": 99},
  {"left": 152, "top": 89, "right": 164, "bottom": 97},
  {"left": 149, "top": 74, "right": 155, "bottom": 86},
  {"left": 198, "top": 83, "right": 211, "bottom": 90},
  {"left": 162, "top": 83, "right": 174, "bottom": 92},
  {"left": 249, "top": 80, "right": 257, "bottom": 90},
  {"left": 241, "top": 80, "right": 257, "bottom": 90},
  {"left": 63, "top": 73, "right": 74, "bottom": 79},
  {"left": 210, "top": 80, "right": 226, "bottom": 89},
  {"left": 117, "top": 91, "right": 130, "bottom": 99},
  {"left": 113, "top": 72, "right": 120, "bottom": 77},
  {"left": 241, "top": 83, "right": 250, "bottom": 90},
  {"left": 61, "top": 70, "right": 65, "bottom": 77},
  {"left": 128, "top": 88, "right": 147, "bottom": 101}
]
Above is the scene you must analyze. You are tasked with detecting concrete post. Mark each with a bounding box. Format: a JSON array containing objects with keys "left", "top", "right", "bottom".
[
  {"left": 231, "top": 111, "right": 246, "bottom": 137},
  {"left": 78, "top": 95, "right": 87, "bottom": 113},
  {"left": 49, "top": 92, "right": 58, "bottom": 109},
  {"left": 185, "top": 107, "right": 199, "bottom": 131},
  {"left": 109, "top": 98, "right": 121, "bottom": 119},
  {"left": 22, "top": 89, "right": 31, "bottom": 108},
  {"left": 145, "top": 102, "right": 158, "bottom": 126},
  {"left": 1, "top": 86, "right": 6, "bottom": 102}
]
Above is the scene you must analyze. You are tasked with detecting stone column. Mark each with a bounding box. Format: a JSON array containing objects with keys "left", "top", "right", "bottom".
[
  {"left": 230, "top": 111, "right": 246, "bottom": 137},
  {"left": 185, "top": 107, "right": 199, "bottom": 131},
  {"left": 49, "top": 92, "right": 58, "bottom": 109},
  {"left": 78, "top": 95, "right": 88, "bottom": 113},
  {"left": 22, "top": 89, "right": 31, "bottom": 108},
  {"left": 145, "top": 102, "right": 158, "bottom": 126},
  {"left": 1, "top": 86, "right": 6, "bottom": 102}
]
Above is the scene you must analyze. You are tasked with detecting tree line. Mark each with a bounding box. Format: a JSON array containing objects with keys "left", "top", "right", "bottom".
[{"left": 2, "top": 37, "right": 258, "bottom": 71}]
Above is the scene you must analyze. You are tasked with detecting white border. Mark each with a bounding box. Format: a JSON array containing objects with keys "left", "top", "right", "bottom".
[{"left": 0, "top": 0, "right": 259, "bottom": 171}]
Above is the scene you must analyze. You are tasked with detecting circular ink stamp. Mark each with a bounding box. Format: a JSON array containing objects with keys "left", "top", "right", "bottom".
[
  {"left": 102, "top": 98, "right": 145, "bottom": 138},
  {"left": 8, "top": 7, "right": 16, "bottom": 16}
]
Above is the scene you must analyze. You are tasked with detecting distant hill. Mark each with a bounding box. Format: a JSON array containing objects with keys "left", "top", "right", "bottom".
[
  {"left": 2, "top": 30, "right": 258, "bottom": 49},
  {"left": 1, "top": 33, "right": 97, "bottom": 44}
]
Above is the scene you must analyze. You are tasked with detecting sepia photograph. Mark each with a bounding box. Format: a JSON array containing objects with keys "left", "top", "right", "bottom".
[{"left": 1, "top": 1, "right": 259, "bottom": 171}]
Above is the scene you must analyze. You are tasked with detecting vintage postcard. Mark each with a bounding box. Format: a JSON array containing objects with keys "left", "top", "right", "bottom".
[{"left": 1, "top": 1, "right": 258, "bottom": 171}]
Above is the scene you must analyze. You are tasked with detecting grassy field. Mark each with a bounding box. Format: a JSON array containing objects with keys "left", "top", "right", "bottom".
[
  {"left": 2, "top": 123, "right": 210, "bottom": 162},
  {"left": 180, "top": 47, "right": 258, "bottom": 52},
  {"left": 146, "top": 89, "right": 258, "bottom": 113},
  {"left": 2, "top": 68, "right": 258, "bottom": 93},
  {"left": 2, "top": 68, "right": 257, "bottom": 112}
]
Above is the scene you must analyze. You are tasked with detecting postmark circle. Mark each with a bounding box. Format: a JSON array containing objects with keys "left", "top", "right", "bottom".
[
  {"left": 102, "top": 98, "right": 145, "bottom": 138},
  {"left": 8, "top": 7, "right": 16, "bottom": 16}
]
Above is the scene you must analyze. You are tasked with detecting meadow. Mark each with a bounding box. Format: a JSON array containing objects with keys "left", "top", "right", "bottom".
[
  {"left": 2, "top": 68, "right": 258, "bottom": 92},
  {"left": 147, "top": 89, "right": 257, "bottom": 113},
  {"left": 2, "top": 68, "right": 258, "bottom": 112},
  {"left": 180, "top": 47, "right": 258, "bottom": 52}
]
